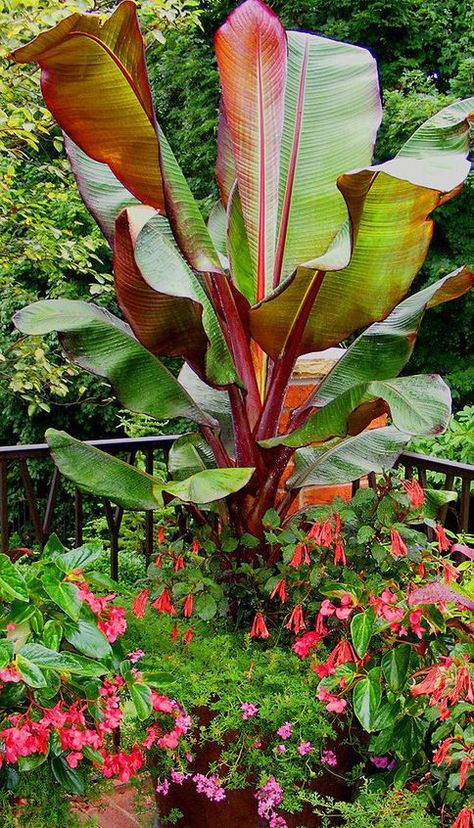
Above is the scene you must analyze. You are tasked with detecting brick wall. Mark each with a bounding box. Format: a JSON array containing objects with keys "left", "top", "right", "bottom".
[{"left": 277, "top": 350, "right": 386, "bottom": 515}]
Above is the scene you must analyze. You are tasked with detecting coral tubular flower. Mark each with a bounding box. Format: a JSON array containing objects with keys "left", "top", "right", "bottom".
[
  {"left": 451, "top": 809, "right": 474, "bottom": 828},
  {"left": 152, "top": 588, "right": 176, "bottom": 615},
  {"left": 435, "top": 523, "right": 451, "bottom": 551},
  {"left": 132, "top": 588, "right": 149, "bottom": 618},
  {"left": 285, "top": 605, "right": 306, "bottom": 635},
  {"left": 250, "top": 612, "right": 270, "bottom": 639},
  {"left": 288, "top": 543, "right": 310, "bottom": 568},
  {"left": 333, "top": 539, "right": 347, "bottom": 566},
  {"left": 402, "top": 478, "right": 425, "bottom": 507},
  {"left": 270, "top": 578, "right": 287, "bottom": 603},
  {"left": 183, "top": 593, "right": 194, "bottom": 618},
  {"left": 390, "top": 528, "right": 408, "bottom": 557}
]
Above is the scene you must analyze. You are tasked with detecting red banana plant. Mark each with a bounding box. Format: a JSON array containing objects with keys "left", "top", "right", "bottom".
[{"left": 11, "top": 0, "right": 474, "bottom": 538}]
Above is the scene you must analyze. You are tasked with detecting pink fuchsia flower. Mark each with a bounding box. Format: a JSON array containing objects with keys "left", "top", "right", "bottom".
[
  {"left": 320, "top": 599, "right": 336, "bottom": 617},
  {"left": 240, "top": 702, "right": 258, "bottom": 720},
  {"left": 250, "top": 612, "right": 270, "bottom": 639},
  {"left": 0, "top": 665, "right": 21, "bottom": 683},
  {"left": 155, "top": 779, "right": 170, "bottom": 796},
  {"left": 132, "top": 588, "right": 149, "bottom": 618},
  {"left": 409, "top": 609, "right": 426, "bottom": 639},
  {"left": 334, "top": 593, "right": 354, "bottom": 620},
  {"left": 193, "top": 773, "right": 226, "bottom": 801},
  {"left": 127, "top": 649, "right": 145, "bottom": 664},
  {"left": 276, "top": 722, "right": 292, "bottom": 739},
  {"left": 313, "top": 639, "right": 356, "bottom": 678},
  {"left": 317, "top": 686, "right": 347, "bottom": 714},
  {"left": 285, "top": 604, "right": 306, "bottom": 634},
  {"left": 292, "top": 630, "right": 322, "bottom": 658},
  {"left": 321, "top": 749, "right": 337, "bottom": 766},
  {"left": 443, "top": 561, "right": 459, "bottom": 583},
  {"left": 66, "top": 751, "right": 83, "bottom": 768},
  {"left": 297, "top": 741, "right": 313, "bottom": 756},
  {"left": 435, "top": 523, "right": 451, "bottom": 551},
  {"left": 97, "top": 605, "right": 127, "bottom": 643},
  {"left": 390, "top": 529, "right": 408, "bottom": 557}
]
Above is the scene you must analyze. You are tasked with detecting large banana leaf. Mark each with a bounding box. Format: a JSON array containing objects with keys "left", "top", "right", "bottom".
[
  {"left": 250, "top": 99, "right": 474, "bottom": 358},
  {"left": 178, "top": 364, "right": 234, "bottom": 449},
  {"left": 312, "top": 266, "right": 474, "bottom": 406},
  {"left": 273, "top": 31, "right": 381, "bottom": 286},
  {"left": 263, "top": 375, "right": 451, "bottom": 448},
  {"left": 64, "top": 137, "right": 139, "bottom": 242},
  {"left": 288, "top": 426, "right": 410, "bottom": 489},
  {"left": 114, "top": 206, "right": 237, "bottom": 387},
  {"left": 12, "top": 2, "right": 164, "bottom": 210},
  {"left": 158, "top": 127, "right": 222, "bottom": 273},
  {"left": 14, "top": 300, "right": 211, "bottom": 425},
  {"left": 46, "top": 430, "right": 254, "bottom": 507},
  {"left": 215, "top": 0, "right": 287, "bottom": 301},
  {"left": 216, "top": 101, "right": 236, "bottom": 207},
  {"left": 169, "top": 433, "right": 217, "bottom": 481}
]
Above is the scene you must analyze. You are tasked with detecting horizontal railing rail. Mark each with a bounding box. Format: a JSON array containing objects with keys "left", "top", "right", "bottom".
[
  {"left": 0, "top": 437, "right": 472, "bottom": 578},
  {"left": 0, "top": 435, "right": 180, "bottom": 578}
]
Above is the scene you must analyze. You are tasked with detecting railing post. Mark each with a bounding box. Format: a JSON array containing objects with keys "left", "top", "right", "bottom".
[
  {"left": 145, "top": 448, "right": 154, "bottom": 567},
  {"left": 75, "top": 489, "right": 83, "bottom": 547},
  {"left": 0, "top": 460, "right": 9, "bottom": 552}
]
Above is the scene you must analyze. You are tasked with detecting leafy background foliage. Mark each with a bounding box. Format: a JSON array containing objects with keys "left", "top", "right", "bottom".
[{"left": 0, "top": 0, "right": 472, "bottom": 452}]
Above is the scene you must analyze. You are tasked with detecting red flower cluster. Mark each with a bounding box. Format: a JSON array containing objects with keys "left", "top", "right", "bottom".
[{"left": 411, "top": 655, "right": 474, "bottom": 720}]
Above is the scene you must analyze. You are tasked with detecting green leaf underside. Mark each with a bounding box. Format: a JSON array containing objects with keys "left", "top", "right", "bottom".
[
  {"left": 169, "top": 433, "right": 217, "bottom": 481},
  {"left": 64, "top": 136, "right": 139, "bottom": 242},
  {"left": 14, "top": 299, "right": 211, "bottom": 425},
  {"left": 63, "top": 619, "right": 113, "bottom": 659},
  {"left": 288, "top": 426, "right": 410, "bottom": 489},
  {"left": 46, "top": 429, "right": 254, "bottom": 508},
  {"left": 264, "top": 374, "right": 451, "bottom": 448},
  {"left": 312, "top": 266, "right": 474, "bottom": 406},
  {"left": 133, "top": 210, "right": 237, "bottom": 386}
]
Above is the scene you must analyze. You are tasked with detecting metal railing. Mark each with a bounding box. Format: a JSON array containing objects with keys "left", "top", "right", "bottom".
[
  {"left": 352, "top": 451, "right": 473, "bottom": 533},
  {"left": 0, "top": 436, "right": 179, "bottom": 578},
  {"left": 0, "top": 437, "right": 472, "bottom": 578}
]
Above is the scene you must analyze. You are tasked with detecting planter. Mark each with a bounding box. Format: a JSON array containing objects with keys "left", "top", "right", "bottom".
[{"left": 154, "top": 709, "right": 360, "bottom": 827}]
